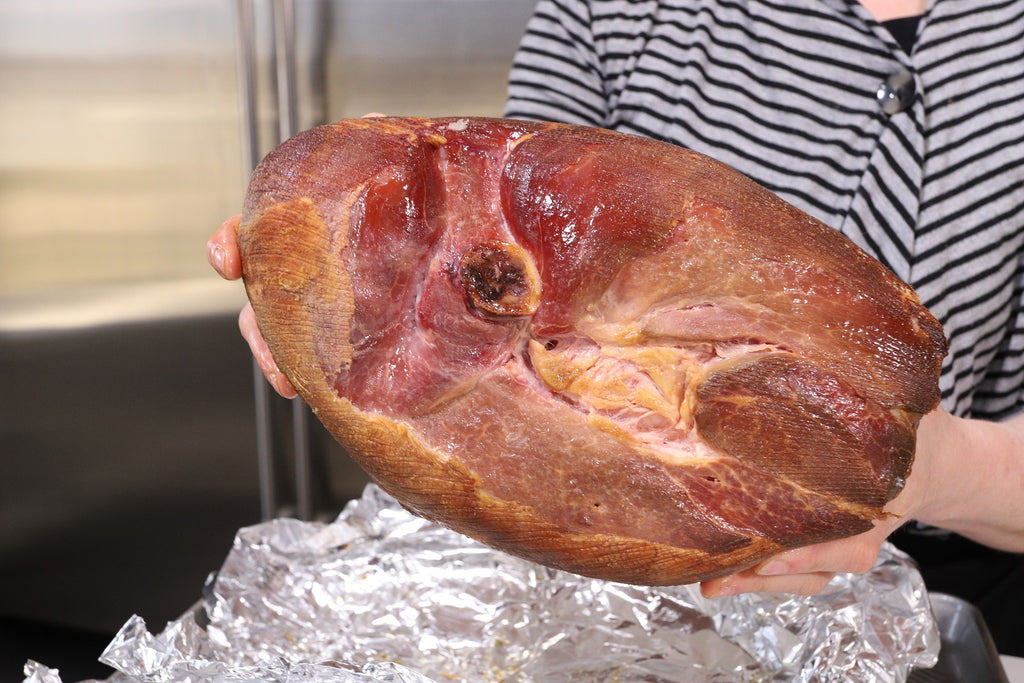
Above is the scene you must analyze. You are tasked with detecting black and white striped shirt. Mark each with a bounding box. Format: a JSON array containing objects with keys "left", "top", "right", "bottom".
[{"left": 505, "top": 0, "right": 1024, "bottom": 421}]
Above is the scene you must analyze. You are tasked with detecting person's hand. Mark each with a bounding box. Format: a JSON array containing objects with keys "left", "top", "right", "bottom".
[
  {"left": 699, "top": 515, "right": 904, "bottom": 598},
  {"left": 208, "top": 214, "right": 298, "bottom": 399},
  {"left": 699, "top": 405, "right": 1024, "bottom": 598},
  {"left": 700, "top": 410, "right": 945, "bottom": 598},
  {"left": 208, "top": 115, "right": 388, "bottom": 399}
]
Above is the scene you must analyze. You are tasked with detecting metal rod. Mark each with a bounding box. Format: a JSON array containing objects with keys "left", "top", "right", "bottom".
[
  {"left": 253, "top": 363, "right": 277, "bottom": 521},
  {"left": 235, "top": 0, "right": 260, "bottom": 176},
  {"left": 236, "top": 0, "right": 278, "bottom": 522},
  {"left": 273, "top": 0, "right": 298, "bottom": 142},
  {"left": 272, "top": 0, "right": 314, "bottom": 520},
  {"left": 292, "top": 400, "right": 313, "bottom": 520}
]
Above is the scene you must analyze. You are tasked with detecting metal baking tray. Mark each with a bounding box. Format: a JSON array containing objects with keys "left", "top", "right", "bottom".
[{"left": 909, "top": 592, "right": 1009, "bottom": 683}]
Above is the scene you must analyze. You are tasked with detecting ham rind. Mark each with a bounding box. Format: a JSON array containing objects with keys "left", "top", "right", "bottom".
[{"left": 238, "top": 117, "right": 947, "bottom": 585}]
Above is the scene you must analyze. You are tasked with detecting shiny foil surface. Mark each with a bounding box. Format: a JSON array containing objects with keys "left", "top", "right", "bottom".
[{"left": 25, "top": 485, "right": 940, "bottom": 683}]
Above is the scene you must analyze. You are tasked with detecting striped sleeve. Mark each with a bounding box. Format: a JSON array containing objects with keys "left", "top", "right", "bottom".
[
  {"left": 909, "top": 1, "right": 1024, "bottom": 419},
  {"left": 975, "top": 290, "right": 1024, "bottom": 420},
  {"left": 504, "top": 0, "right": 609, "bottom": 125}
]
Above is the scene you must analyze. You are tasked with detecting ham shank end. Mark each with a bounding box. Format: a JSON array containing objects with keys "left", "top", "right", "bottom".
[{"left": 238, "top": 116, "right": 947, "bottom": 586}]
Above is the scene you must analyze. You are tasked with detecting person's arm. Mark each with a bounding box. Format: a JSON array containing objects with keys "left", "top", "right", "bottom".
[
  {"left": 911, "top": 409, "right": 1024, "bottom": 551},
  {"left": 700, "top": 409, "right": 1024, "bottom": 597}
]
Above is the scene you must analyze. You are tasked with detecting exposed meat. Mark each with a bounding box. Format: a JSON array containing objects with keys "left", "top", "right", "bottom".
[{"left": 238, "top": 117, "right": 947, "bottom": 585}]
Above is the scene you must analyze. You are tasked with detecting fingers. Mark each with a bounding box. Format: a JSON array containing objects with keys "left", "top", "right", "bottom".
[
  {"left": 759, "top": 531, "right": 884, "bottom": 577},
  {"left": 700, "top": 524, "right": 891, "bottom": 598},
  {"left": 239, "top": 303, "right": 298, "bottom": 399},
  {"left": 208, "top": 214, "right": 243, "bottom": 280},
  {"left": 701, "top": 569, "right": 837, "bottom": 598},
  {"left": 215, "top": 215, "right": 297, "bottom": 399}
]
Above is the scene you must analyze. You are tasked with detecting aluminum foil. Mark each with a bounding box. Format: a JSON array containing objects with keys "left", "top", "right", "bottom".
[{"left": 25, "top": 484, "right": 940, "bottom": 683}]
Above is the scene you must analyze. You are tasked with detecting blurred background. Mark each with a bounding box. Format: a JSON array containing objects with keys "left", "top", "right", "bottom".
[{"left": 0, "top": 0, "right": 536, "bottom": 678}]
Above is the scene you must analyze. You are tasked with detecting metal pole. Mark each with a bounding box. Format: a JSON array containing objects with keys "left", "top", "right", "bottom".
[
  {"left": 273, "top": 0, "right": 298, "bottom": 142},
  {"left": 272, "top": 0, "right": 314, "bottom": 521},
  {"left": 236, "top": 0, "right": 278, "bottom": 522},
  {"left": 235, "top": 0, "right": 260, "bottom": 174}
]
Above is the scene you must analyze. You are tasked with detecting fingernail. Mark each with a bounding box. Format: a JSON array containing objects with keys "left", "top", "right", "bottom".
[
  {"left": 757, "top": 561, "right": 788, "bottom": 576},
  {"left": 712, "top": 584, "right": 737, "bottom": 598},
  {"left": 209, "top": 242, "right": 225, "bottom": 274}
]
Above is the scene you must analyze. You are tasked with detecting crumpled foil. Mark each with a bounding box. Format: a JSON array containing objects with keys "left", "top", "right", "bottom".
[{"left": 25, "top": 484, "right": 940, "bottom": 683}]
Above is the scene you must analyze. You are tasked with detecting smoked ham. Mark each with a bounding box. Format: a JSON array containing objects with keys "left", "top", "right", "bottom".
[{"left": 238, "top": 117, "right": 947, "bottom": 585}]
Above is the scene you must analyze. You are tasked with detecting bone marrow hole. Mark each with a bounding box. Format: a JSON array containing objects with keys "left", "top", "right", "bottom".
[{"left": 460, "top": 241, "right": 541, "bottom": 317}]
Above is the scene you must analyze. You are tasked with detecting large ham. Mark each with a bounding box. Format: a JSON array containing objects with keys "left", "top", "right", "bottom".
[{"left": 238, "top": 117, "right": 947, "bottom": 585}]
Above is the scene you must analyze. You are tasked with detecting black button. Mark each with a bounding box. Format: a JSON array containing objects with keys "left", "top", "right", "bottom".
[{"left": 877, "top": 69, "right": 916, "bottom": 114}]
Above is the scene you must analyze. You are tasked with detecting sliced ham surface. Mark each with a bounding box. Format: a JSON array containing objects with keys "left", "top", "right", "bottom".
[{"left": 239, "top": 117, "right": 947, "bottom": 585}]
